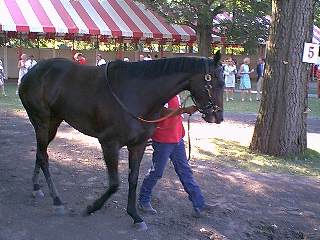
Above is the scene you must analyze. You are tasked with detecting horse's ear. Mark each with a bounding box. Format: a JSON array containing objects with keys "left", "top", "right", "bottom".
[{"left": 213, "top": 51, "right": 221, "bottom": 65}]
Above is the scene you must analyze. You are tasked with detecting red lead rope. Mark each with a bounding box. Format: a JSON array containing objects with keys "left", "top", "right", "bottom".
[{"left": 187, "top": 114, "right": 191, "bottom": 161}]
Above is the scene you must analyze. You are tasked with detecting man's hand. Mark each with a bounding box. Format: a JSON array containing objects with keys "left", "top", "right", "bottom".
[{"left": 182, "top": 105, "right": 198, "bottom": 115}]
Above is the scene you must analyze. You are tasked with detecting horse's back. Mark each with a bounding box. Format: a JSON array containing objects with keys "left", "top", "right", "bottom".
[
  {"left": 19, "top": 58, "right": 103, "bottom": 100},
  {"left": 19, "top": 58, "right": 113, "bottom": 138}
]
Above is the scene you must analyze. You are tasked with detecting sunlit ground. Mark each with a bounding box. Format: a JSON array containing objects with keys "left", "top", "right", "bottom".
[
  {"left": 186, "top": 120, "right": 320, "bottom": 177},
  {"left": 1, "top": 82, "right": 320, "bottom": 177}
]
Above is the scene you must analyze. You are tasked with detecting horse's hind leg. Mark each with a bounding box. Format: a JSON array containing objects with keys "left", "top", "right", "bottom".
[
  {"left": 86, "top": 140, "right": 120, "bottom": 214},
  {"left": 32, "top": 116, "right": 64, "bottom": 214},
  {"left": 127, "top": 143, "right": 147, "bottom": 231},
  {"left": 32, "top": 117, "right": 62, "bottom": 198}
]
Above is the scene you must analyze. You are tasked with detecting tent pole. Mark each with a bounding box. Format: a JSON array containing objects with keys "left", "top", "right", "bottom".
[
  {"left": 52, "top": 38, "right": 56, "bottom": 58},
  {"left": 37, "top": 35, "right": 40, "bottom": 60},
  {"left": 95, "top": 35, "right": 99, "bottom": 64},
  {"left": 159, "top": 42, "right": 164, "bottom": 58},
  {"left": 4, "top": 32, "right": 8, "bottom": 79}
]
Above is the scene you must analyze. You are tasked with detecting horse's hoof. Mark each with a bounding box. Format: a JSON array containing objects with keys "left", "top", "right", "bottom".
[
  {"left": 32, "top": 189, "right": 45, "bottom": 199},
  {"left": 133, "top": 221, "right": 148, "bottom": 231},
  {"left": 53, "top": 205, "right": 65, "bottom": 215},
  {"left": 86, "top": 205, "right": 96, "bottom": 215},
  {"left": 82, "top": 208, "right": 91, "bottom": 217}
]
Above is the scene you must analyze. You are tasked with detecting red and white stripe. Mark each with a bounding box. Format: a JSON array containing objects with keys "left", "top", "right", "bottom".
[
  {"left": 212, "top": 12, "right": 232, "bottom": 35},
  {"left": 0, "top": 0, "right": 196, "bottom": 42},
  {"left": 313, "top": 25, "right": 320, "bottom": 44}
]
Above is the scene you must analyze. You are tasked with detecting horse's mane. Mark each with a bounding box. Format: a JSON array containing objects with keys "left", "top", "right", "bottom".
[{"left": 110, "top": 57, "right": 218, "bottom": 79}]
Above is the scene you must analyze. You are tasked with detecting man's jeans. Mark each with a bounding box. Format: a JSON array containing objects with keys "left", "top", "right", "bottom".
[{"left": 139, "top": 139, "right": 205, "bottom": 209}]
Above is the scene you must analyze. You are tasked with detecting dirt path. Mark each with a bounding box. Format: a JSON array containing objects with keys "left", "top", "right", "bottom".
[{"left": 0, "top": 110, "right": 319, "bottom": 240}]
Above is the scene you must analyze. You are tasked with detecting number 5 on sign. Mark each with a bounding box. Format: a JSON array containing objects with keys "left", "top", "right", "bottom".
[{"left": 302, "top": 43, "right": 319, "bottom": 63}]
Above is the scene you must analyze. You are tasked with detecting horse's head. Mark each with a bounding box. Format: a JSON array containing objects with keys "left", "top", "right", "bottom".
[{"left": 189, "top": 52, "right": 224, "bottom": 124}]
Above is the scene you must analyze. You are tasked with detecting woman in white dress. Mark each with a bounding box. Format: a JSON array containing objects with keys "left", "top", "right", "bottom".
[
  {"left": 223, "top": 58, "right": 237, "bottom": 101},
  {"left": 17, "top": 53, "right": 28, "bottom": 94},
  {"left": 96, "top": 54, "right": 106, "bottom": 66}
]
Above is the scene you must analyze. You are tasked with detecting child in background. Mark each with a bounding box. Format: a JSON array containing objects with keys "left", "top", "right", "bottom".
[
  {"left": 17, "top": 53, "right": 28, "bottom": 94},
  {"left": 223, "top": 58, "right": 237, "bottom": 101}
]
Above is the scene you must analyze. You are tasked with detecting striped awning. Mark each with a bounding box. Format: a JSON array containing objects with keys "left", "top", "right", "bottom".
[
  {"left": 0, "top": 0, "right": 197, "bottom": 42},
  {"left": 313, "top": 25, "right": 320, "bottom": 44}
]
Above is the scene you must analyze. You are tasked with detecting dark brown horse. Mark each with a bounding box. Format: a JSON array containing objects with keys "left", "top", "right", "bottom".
[{"left": 19, "top": 53, "right": 224, "bottom": 230}]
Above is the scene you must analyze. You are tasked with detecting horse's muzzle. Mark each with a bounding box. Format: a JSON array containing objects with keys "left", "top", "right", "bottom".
[{"left": 202, "top": 110, "right": 224, "bottom": 124}]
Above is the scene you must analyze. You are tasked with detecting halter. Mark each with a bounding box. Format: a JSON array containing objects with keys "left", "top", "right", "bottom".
[{"left": 190, "top": 59, "right": 222, "bottom": 115}]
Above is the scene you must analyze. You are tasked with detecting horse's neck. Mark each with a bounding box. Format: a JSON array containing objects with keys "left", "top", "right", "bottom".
[{"left": 126, "top": 72, "right": 189, "bottom": 115}]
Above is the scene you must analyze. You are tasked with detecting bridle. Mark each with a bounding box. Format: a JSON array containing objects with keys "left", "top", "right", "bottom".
[{"left": 190, "top": 59, "right": 222, "bottom": 115}]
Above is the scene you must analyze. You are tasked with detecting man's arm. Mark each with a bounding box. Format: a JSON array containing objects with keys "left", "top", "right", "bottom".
[{"left": 160, "top": 105, "right": 197, "bottom": 117}]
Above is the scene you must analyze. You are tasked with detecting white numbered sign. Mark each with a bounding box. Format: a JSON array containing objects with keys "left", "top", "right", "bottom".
[{"left": 302, "top": 43, "right": 319, "bottom": 63}]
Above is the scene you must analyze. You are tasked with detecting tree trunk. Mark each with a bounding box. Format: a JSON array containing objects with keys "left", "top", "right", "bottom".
[
  {"left": 197, "top": 24, "right": 212, "bottom": 57},
  {"left": 249, "top": 0, "right": 315, "bottom": 156}
]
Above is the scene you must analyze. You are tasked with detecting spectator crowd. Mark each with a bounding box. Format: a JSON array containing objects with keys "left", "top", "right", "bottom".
[{"left": 1, "top": 52, "right": 267, "bottom": 102}]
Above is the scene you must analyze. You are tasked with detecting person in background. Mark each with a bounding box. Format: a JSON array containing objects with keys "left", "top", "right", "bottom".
[
  {"left": 25, "top": 55, "right": 37, "bottom": 71},
  {"left": 223, "top": 58, "right": 237, "bottom": 101},
  {"left": 144, "top": 54, "right": 152, "bottom": 61},
  {"left": 74, "top": 52, "right": 87, "bottom": 65},
  {"left": 16, "top": 53, "right": 28, "bottom": 94},
  {"left": 139, "top": 54, "right": 145, "bottom": 61},
  {"left": 96, "top": 54, "right": 106, "bottom": 66},
  {"left": 0, "top": 60, "right": 7, "bottom": 96},
  {"left": 231, "top": 57, "right": 237, "bottom": 66},
  {"left": 138, "top": 95, "right": 214, "bottom": 218},
  {"left": 238, "top": 57, "right": 254, "bottom": 101},
  {"left": 256, "top": 58, "right": 265, "bottom": 101}
]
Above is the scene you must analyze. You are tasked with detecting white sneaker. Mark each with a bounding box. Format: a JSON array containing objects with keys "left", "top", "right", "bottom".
[
  {"left": 304, "top": 108, "right": 312, "bottom": 113},
  {"left": 138, "top": 202, "right": 157, "bottom": 215}
]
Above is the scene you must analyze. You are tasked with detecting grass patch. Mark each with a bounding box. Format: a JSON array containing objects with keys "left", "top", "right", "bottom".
[
  {"left": 308, "top": 97, "right": 320, "bottom": 117},
  {"left": 180, "top": 91, "right": 320, "bottom": 118},
  {"left": 2, "top": 82, "right": 320, "bottom": 117},
  {"left": 0, "top": 82, "right": 24, "bottom": 111},
  {"left": 194, "top": 138, "right": 320, "bottom": 178}
]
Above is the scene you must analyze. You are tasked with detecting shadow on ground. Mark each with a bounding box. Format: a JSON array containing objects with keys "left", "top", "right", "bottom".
[{"left": 0, "top": 110, "right": 319, "bottom": 240}]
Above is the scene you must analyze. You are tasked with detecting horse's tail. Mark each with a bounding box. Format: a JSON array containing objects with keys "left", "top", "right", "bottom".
[
  {"left": 19, "top": 59, "right": 45, "bottom": 87},
  {"left": 19, "top": 60, "right": 51, "bottom": 116}
]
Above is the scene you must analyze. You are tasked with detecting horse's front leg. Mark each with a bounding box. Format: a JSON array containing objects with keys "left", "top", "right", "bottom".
[
  {"left": 127, "top": 142, "right": 148, "bottom": 231},
  {"left": 86, "top": 140, "right": 120, "bottom": 214}
]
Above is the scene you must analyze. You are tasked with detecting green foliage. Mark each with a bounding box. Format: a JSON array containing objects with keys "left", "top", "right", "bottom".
[
  {"left": 222, "top": 0, "right": 272, "bottom": 54},
  {"left": 138, "top": 0, "right": 225, "bottom": 56},
  {"left": 138, "top": 0, "right": 272, "bottom": 54},
  {"left": 315, "top": 1, "right": 320, "bottom": 27},
  {"left": 138, "top": 0, "right": 224, "bottom": 27}
]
